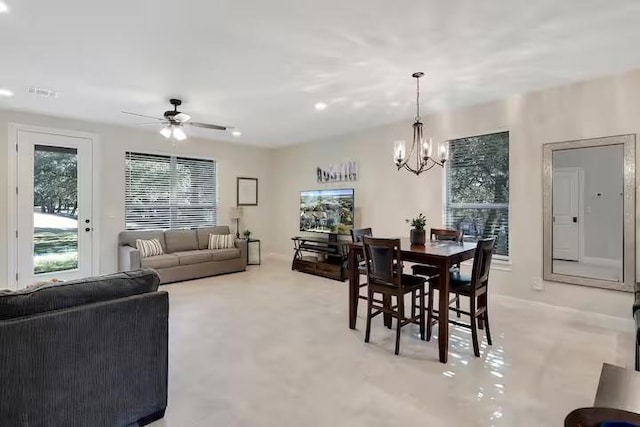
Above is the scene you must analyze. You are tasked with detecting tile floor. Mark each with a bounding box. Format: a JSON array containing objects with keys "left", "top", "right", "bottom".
[{"left": 150, "top": 259, "right": 634, "bottom": 427}]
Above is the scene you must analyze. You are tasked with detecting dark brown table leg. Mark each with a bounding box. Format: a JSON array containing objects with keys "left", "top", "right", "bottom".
[
  {"left": 348, "top": 246, "right": 359, "bottom": 329},
  {"left": 438, "top": 260, "right": 450, "bottom": 363}
]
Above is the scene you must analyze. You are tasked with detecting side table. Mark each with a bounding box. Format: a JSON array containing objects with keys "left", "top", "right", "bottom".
[{"left": 247, "top": 239, "right": 261, "bottom": 265}]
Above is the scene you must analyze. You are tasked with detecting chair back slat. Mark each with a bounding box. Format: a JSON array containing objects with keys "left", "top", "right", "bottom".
[
  {"left": 350, "top": 227, "right": 373, "bottom": 243},
  {"left": 431, "top": 228, "right": 463, "bottom": 243},
  {"left": 470, "top": 238, "right": 496, "bottom": 290},
  {"left": 362, "top": 237, "right": 402, "bottom": 287}
]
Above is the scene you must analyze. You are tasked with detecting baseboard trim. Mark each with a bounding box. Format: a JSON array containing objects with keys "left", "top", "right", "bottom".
[{"left": 494, "top": 294, "right": 634, "bottom": 333}]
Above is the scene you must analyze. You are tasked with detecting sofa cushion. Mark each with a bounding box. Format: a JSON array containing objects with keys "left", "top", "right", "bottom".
[
  {"left": 208, "top": 233, "right": 235, "bottom": 250},
  {"left": 204, "top": 248, "right": 241, "bottom": 261},
  {"left": 196, "top": 226, "right": 231, "bottom": 250},
  {"left": 165, "top": 229, "right": 198, "bottom": 253},
  {"left": 119, "top": 230, "right": 167, "bottom": 252},
  {"left": 173, "top": 250, "right": 213, "bottom": 266},
  {"left": 141, "top": 254, "right": 180, "bottom": 269},
  {"left": 0, "top": 269, "right": 160, "bottom": 320},
  {"left": 136, "top": 238, "right": 164, "bottom": 258}
]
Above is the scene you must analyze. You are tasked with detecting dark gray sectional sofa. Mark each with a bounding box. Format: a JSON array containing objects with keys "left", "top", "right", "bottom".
[{"left": 0, "top": 269, "right": 168, "bottom": 427}]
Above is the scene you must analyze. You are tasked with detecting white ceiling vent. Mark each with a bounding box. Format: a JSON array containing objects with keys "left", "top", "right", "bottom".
[{"left": 28, "top": 87, "right": 61, "bottom": 98}]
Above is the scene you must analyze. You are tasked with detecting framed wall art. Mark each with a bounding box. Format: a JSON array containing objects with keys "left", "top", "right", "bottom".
[{"left": 237, "top": 177, "right": 258, "bottom": 206}]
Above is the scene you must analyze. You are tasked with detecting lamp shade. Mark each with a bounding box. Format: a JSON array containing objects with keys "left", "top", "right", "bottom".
[{"left": 230, "top": 207, "right": 243, "bottom": 220}]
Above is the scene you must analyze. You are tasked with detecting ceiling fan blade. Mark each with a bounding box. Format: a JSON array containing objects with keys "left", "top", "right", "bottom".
[
  {"left": 188, "top": 122, "right": 230, "bottom": 131},
  {"left": 135, "top": 122, "right": 166, "bottom": 126},
  {"left": 174, "top": 112, "right": 191, "bottom": 123},
  {"left": 121, "top": 111, "right": 165, "bottom": 121}
]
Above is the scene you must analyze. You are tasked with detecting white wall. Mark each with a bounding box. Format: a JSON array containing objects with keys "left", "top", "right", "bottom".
[
  {"left": 0, "top": 110, "right": 274, "bottom": 283},
  {"left": 554, "top": 145, "right": 624, "bottom": 261},
  {"left": 271, "top": 69, "right": 640, "bottom": 318}
]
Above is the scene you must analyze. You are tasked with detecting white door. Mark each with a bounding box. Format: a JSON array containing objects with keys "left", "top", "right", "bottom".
[
  {"left": 553, "top": 169, "right": 580, "bottom": 261},
  {"left": 16, "top": 130, "right": 93, "bottom": 287}
]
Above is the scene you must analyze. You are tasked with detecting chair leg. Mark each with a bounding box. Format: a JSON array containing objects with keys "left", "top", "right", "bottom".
[
  {"left": 419, "top": 287, "right": 426, "bottom": 341},
  {"left": 411, "top": 290, "right": 416, "bottom": 319},
  {"left": 383, "top": 294, "right": 392, "bottom": 329},
  {"left": 470, "top": 296, "right": 480, "bottom": 357},
  {"left": 636, "top": 337, "right": 640, "bottom": 371},
  {"left": 455, "top": 296, "right": 461, "bottom": 318},
  {"left": 426, "top": 284, "right": 434, "bottom": 341},
  {"left": 484, "top": 299, "right": 493, "bottom": 346},
  {"left": 364, "top": 289, "right": 373, "bottom": 343},
  {"left": 395, "top": 295, "right": 404, "bottom": 355},
  {"left": 477, "top": 293, "right": 485, "bottom": 329}
]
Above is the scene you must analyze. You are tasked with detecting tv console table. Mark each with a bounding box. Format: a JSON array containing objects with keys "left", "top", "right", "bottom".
[{"left": 291, "top": 236, "right": 349, "bottom": 281}]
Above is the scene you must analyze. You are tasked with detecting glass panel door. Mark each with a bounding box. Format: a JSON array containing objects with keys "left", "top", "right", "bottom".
[
  {"left": 16, "top": 131, "right": 92, "bottom": 287},
  {"left": 33, "top": 145, "right": 79, "bottom": 274}
]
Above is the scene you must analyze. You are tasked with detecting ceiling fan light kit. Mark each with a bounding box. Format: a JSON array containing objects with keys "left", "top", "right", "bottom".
[
  {"left": 122, "top": 98, "right": 233, "bottom": 141},
  {"left": 172, "top": 126, "right": 187, "bottom": 141}
]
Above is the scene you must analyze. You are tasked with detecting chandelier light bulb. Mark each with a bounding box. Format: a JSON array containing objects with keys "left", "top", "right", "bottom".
[
  {"left": 439, "top": 142, "right": 449, "bottom": 162},
  {"left": 394, "top": 140, "right": 406, "bottom": 164}
]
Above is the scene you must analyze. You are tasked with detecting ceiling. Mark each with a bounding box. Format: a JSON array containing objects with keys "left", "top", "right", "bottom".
[{"left": 1, "top": 0, "right": 640, "bottom": 147}]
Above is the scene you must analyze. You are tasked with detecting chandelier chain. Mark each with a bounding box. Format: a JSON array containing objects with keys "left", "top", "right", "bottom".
[{"left": 415, "top": 76, "right": 421, "bottom": 121}]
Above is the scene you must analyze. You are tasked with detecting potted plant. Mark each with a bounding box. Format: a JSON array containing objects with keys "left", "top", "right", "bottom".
[
  {"left": 406, "top": 213, "right": 427, "bottom": 245},
  {"left": 242, "top": 229, "right": 252, "bottom": 239}
]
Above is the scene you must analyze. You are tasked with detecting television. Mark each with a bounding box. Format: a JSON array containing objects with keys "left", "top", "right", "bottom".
[{"left": 300, "top": 188, "right": 355, "bottom": 235}]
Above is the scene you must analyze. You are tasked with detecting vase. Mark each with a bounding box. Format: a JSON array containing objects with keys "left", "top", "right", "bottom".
[{"left": 410, "top": 229, "right": 426, "bottom": 246}]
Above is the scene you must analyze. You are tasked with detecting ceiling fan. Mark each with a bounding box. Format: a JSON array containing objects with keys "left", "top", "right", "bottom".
[{"left": 122, "top": 98, "right": 235, "bottom": 141}]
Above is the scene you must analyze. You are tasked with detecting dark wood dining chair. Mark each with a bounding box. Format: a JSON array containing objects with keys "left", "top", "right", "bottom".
[
  {"left": 350, "top": 228, "right": 373, "bottom": 265},
  {"left": 362, "top": 237, "right": 427, "bottom": 355},
  {"left": 411, "top": 228, "right": 464, "bottom": 317},
  {"left": 426, "top": 238, "right": 495, "bottom": 357},
  {"left": 350, "top": 228, "right": 373, "bottom": 311}
]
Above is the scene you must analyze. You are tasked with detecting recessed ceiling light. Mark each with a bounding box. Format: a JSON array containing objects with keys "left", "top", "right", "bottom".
[
  {"left": 0, "top": 2, "right": 8, "bottom": 13},
  {"left": 232, "top": 130, "right": 242, "bottom": 137},
  {"left": 0, "top": 88, "right": 14, "bottom": 97},
  {"left": 314, "top": 102, "right": 327, "bottom": 111}
]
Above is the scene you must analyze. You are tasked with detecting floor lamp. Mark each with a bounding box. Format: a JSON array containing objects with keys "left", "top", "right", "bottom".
[{"left": 230, "top": 207, "right": 243, "bottom": 239}]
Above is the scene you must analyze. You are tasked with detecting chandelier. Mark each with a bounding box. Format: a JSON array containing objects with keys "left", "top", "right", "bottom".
[{"left": 393, "top": 72, "right": 448, "bottom": 175}]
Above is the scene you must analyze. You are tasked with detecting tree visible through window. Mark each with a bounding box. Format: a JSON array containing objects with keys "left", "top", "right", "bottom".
[
  {"left": 125, "top": 152, "right": 217, "bottom": 230},
  {"left": 445, "top": 132, "right": 509, "bottom": 257}
]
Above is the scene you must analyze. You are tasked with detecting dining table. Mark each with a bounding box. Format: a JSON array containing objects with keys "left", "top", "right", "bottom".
[{"left": 347, "top": 238, "right": 477, "bottom": 363}]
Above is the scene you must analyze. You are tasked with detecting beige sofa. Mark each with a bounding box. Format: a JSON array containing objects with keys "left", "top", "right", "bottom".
[{"left": 118, "top": 226, "right": 247, "bottom": 284}]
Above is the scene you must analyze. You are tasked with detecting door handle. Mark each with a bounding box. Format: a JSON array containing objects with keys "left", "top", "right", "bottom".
[{"left": 573, "top": 217, "right": 577, "bottom": 223}]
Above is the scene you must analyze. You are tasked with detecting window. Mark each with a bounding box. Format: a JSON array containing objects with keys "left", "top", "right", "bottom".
[
  {"left": 125, "top": 152, "right": 217, "bottom": 230},
  {"left": 444, "top": 132, "right": 509, "bottom": 257}
]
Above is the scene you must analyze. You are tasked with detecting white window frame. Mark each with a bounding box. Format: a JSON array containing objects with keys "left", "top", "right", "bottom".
[
  {"left": 442, "top": 131, "right": 511, "bottom": 263},
  {"left": 124, "top": 151, "right": 219, "bottom": 231}
]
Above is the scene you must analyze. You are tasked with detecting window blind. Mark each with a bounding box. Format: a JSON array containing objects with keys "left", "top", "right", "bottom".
[
  {"left": 444, "top": 132, "right": 509, "bottom": 257},
  {"left": 125, "top": 152, "right": 217, "bottom": 230}
]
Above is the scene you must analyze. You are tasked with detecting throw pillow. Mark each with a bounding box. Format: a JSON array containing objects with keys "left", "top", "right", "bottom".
[
  {"left": 136, "top": 238, "right": 164, "bottom": 258},
  {"left": 208, "top": 233, "right": 235, "bottom": 250}
]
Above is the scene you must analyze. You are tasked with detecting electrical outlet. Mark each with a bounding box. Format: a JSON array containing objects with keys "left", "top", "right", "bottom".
[{"left": 532, "top": 277, "right": 545, "bottom": 291}]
